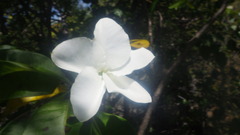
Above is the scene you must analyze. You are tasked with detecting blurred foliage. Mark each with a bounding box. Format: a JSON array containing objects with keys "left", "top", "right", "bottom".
[
  {"left": 0, "top": 95, "right": 69, "bottom": 135},
  {"left": 0, "top": 0, "right": 240, "bottom": 135}
]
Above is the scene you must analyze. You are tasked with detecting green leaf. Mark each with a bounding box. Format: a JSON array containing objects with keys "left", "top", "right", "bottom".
[
  {"left": 0, "top": 49, "right": 62, "bottom": 76},
  {"left": 150, "top": 0, "right": 159, "bottom": 13},
  {"left": 168, "top": 0, "right": 194, "bottom": 10},
  {"left": 66, "top": 112, "right": 136, "bottom": 135},
  {"left": 65, "top": 117, "right": 83, "bottom": 135},
  {"left": 0, "top": 95, "right": 69, "bottom": 135},
  {"left": 0, "top": 61, "right": 32, "bottom": 76},
  {"left": 96, "top": 113, "right": 136, "bottom": 135},
  {"left": 168, "top": 0, "right": 185, "bottom": 9},
  {"left": 0, "top": 49, "right": 65, "bottom": 100},
  {"left": 0, "top": 45, "right": 16, "bottom": 50}
]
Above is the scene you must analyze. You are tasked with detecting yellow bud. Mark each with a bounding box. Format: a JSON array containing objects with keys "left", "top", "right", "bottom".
[{"left": 130, "top": 39, "right": 150, "bottom": 48}]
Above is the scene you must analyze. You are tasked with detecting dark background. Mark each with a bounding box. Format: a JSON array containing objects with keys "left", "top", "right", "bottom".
[{"left": 0, "top": 0, "right": 240, "bottom": 135}]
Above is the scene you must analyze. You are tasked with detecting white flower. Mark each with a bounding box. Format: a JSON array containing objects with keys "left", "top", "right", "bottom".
[{"left": 51, "top": 18, "right": 155, "bottom": 122}]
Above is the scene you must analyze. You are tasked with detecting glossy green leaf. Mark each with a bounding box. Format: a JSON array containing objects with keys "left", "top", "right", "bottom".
[
  {"left": 0, "top": 61, "right": 31, "bottom": 76},
  {"left": 0, "top": 95, "right": 69, "bottom": 135},
  {"left": 0, "top": 48, "right": 65, "bottom": 100},
  {"left": 0, "top": 49, "right": 62, "bottom": 76}
]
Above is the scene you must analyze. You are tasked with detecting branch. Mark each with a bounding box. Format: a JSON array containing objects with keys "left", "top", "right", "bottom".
[
  {"left": 148, "top": 16, "right": 153, "bottom": 44},
  {"left": 138, "top": 1, "right": 229, "bottom": 135}
]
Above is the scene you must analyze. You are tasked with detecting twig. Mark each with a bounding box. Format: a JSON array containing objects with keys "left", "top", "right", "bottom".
[
  {"left": 148, "top": 16, "right": 153, "bottom": 44},
  {"left": 157, "top": 11, "right": 163, "bottom": 28},
  {"left": 137, "top": 1, "right": 229, "bottom": 135}
]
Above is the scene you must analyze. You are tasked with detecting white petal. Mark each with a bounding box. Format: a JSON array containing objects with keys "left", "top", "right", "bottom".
[
  {"left": 93, "top": 18, "right": 131, "bottom": 70},
  {"left": 70, "top": 67, "right": 106, "bottom": 122},
  {"left": 51, "top": 37, "right": 93, "bottom": 73},
  {"left": 103, "top": 73, "right": 152, "bottom": 103},
  {"left": 111, "top": 48, "right": 155, "bottom": 76}
]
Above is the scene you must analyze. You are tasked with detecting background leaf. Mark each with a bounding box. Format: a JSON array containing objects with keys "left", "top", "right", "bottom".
[
  {"left": 0, "top": 95, "right": 69, "bottom": 135},
  {"left": 0, "top": 45, "right": 16, "bottom": 50},
  {"left": 96, "top": 112, "right": 136, "bottom": 135},
  {"left": 65, "top": 112, "right": 136, "bottom": 135}
]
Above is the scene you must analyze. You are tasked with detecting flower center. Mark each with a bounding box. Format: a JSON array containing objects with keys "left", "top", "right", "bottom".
[
  {"left": 99, "top": 67, "right": 108, "bottom": 74},
  {"left": 97, "top": 62, "right": 109, "bottom": 75}
]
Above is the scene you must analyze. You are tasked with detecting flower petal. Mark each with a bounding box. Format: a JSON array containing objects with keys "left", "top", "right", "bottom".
[
  {"left": 111, "top": 48, "right": 155, "bottom": 76},
  {"left": 93, "top": 18, "right": 131, "bottom": 70},
  {"left": 103, "top": 73, "right": 152, "bottom": 103},
  {"left": 51, "top": 37, "right": 93, "bottom": 73},
  {"left": 70, "top": 67, "right": 106, "bottom": 122}
]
